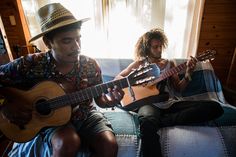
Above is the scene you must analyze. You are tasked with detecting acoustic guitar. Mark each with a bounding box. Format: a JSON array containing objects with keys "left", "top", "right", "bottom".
[
  {"left": 119, "top": 50, "right": 216, "bottom": 111},
  {"left": 0, "top": 63, "right": 159, "bottom": 142}
]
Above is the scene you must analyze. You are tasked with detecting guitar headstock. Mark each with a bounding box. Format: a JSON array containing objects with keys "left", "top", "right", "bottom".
[
  {"left": 127, "top": 63, "right": 160, "bottom": 86},
  {"left": 197, "top": 49, "right": 217, "bottom": 62}
]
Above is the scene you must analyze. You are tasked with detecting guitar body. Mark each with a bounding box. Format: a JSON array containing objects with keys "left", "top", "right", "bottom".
[
  {"left": 120, "top": 85, "right": 167, "bottom": 111},
  {"left": 0, "top": 64, "right": 166, "bottom": 142},
  {"left": 0, "top": 81, "right": 71, "bottom": 143},
  {"left": 120, "top": 50, "right": 216, "bottom": 111}
]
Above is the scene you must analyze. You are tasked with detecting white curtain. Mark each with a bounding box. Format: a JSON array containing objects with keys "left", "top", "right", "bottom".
[
  {"left": 21, "top": 0, "right": 205, "bottom": 59},
  {"left": 164, "top": 0, "right": 205, "bottom": 59}
]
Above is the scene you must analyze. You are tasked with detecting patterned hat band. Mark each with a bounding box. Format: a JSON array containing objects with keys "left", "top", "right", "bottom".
[{"left": 41, "top": 15, "right": 76, "bottom": 32}]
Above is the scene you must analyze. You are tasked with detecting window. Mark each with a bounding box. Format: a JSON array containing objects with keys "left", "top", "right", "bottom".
[{"left": 21, "top": 0, "right": 205, "bottom": 59}]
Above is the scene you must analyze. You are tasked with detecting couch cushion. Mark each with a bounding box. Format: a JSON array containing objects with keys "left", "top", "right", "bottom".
[
  {"left": 215, "top": 106, "right": 236, "bottom": 126},
  {"left": 218, "top": 126, "right": 236, "bottom": 157},
  {"left": 172, "top": 60, "right": 233, "bottom": 109},
  {"left": 160, "top": 126, "right": 227, "bottom": 157},
  {"left": 104, "top": 111, "right": 141, "bottom": 157},
  {"left": 159, "top": 106, "right": 236, "bottom": 157},
  {"left": 104, "top": 111, "right": 139, "bottom": 135}
]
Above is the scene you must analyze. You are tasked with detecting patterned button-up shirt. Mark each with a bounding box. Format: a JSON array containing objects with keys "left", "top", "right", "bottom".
[{"left": 0, "top": 51, "right": 103, "bottom": 121}]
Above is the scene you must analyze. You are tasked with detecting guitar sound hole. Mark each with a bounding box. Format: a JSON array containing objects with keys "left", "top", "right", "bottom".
[{"left": 35, "top": 99, "right": 51, "bottom": 115}]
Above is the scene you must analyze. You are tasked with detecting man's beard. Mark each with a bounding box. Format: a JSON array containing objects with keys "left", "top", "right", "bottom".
[
  {"left": 149, "top": 53, "right": 161, "bottom": 60},
  {"left": 67, "top": 50, "right": 80, "bottom": 57}
]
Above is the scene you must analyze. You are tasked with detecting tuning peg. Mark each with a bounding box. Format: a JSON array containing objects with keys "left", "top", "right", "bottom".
[
  {"left": 144, "top": 62, "right": 150, "bottom": 66},
  {"left": 210, "top": 58, "right": 215, "bottom": 61}
]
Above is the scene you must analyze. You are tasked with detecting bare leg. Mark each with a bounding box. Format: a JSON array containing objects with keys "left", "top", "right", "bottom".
[
  {"left": 51, "top": 126, "right": 81, "bottom": 157},
  {"left": 89, "top": 131, "right": 118, "bottom": 157}
]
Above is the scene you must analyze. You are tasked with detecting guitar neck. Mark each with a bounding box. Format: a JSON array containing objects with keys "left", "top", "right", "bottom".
[
  {"left": 153, "top": 62, "right": 187, "bottom": 84},
  {"left": 46, "top": 78, "right": 128, "bottom": 109},
  {"left": 151, "top": 52, "right": 212, "bottom": 84}
]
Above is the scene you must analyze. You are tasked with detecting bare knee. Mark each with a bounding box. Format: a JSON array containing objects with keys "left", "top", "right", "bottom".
[
  {"left": 91, "top": 131, "right": 118, "bottom": 157},
  {"left": 51, "top": 127, "right": 81, "bottom": 157},
  {"left": 104, "top": 134, "right": 118, "bottom": 153}
]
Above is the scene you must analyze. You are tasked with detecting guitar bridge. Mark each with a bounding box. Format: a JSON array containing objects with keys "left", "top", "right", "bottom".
[{"left": 128, "top": 86, "right": 136, "bottom": 101}]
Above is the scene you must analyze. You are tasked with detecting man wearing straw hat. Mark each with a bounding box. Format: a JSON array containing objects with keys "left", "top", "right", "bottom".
[{"left": 0, "top": 3, "right": 124, "bottom": 157}]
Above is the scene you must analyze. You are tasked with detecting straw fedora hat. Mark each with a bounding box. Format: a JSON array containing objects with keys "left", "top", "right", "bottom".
[{"left": 29, "top": 3, "right": 89, "bottom": 42}]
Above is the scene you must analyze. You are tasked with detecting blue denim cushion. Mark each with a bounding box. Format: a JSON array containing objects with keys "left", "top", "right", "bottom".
[{"left": 104, "top": 111, "right": 140, "bottom": 135}]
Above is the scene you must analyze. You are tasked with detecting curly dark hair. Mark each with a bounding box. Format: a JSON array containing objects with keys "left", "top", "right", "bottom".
[{"left": 134, "top": 28, "right": 168, "bottom": 61}]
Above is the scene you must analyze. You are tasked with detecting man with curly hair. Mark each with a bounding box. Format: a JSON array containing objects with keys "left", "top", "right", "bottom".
[{"left": 116, "top": 28, "right": 223, "bottom": 157}]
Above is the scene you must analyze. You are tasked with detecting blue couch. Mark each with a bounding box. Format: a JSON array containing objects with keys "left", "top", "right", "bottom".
[{"left": 8, "top": 58, "right": 236, "bottom": 157}]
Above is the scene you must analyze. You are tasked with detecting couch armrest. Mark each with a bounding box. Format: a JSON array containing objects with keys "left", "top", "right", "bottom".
[{"left": 222, "top": 86, "right": 236, "bottom": 106}]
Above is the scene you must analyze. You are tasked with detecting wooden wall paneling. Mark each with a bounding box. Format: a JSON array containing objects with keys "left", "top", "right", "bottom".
[
  {"left": 198, "top": 39, "right": 236, "bottom": 48},
  {"left": 0, "top": 0, "right": 32, "bottom": 59},
  {"left": 199, "top": 31, "right": 236, "bottom": 40},
  {"left": 198, "top": 46, "right": 234, "bottom": 84},
  {"left": 198, "top": 47, "right": 234, "bottom": 65},
  {"left": 0, "top": 0, "right": 22, "bottom": 58},
  {"left": 203, "top": 4, "right": 236, "bottom": 14},
  {"left": 197, "top": 0, "right": 236, "bottom": 90},
  {"left": 202, "top": 14, "right": 236, "bottom": 23},
  {"left": 16, "top": 0, "right": 31, "bottom": 45},
  {"left": 205, "top": 0, "right": 236, "bottom": 4}
]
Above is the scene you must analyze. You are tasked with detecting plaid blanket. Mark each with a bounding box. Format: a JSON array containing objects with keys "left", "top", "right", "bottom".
[
  {"left": 173, "top": 59, "right": 233, "bottom": 107},
  {"left": 158, "top": 59, "right": 236, "bottom": 157}
]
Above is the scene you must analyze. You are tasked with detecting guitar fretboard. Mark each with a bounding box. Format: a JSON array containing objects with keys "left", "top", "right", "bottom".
[
  {"left": 152, "top": 62, "right": 187, "bottom": 84},
  {"left": 41, "top": 78, "right": 128, "bottom": 110},
  {"left": 150, "top": 51, "right": 214, "bottom": 85}
]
